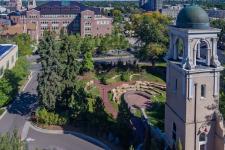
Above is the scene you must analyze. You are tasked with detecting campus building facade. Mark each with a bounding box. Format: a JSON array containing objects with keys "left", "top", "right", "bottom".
[
  {"left": 3, "top": 1, "right": 112, "bottom": 41},
  {"left": 139, "top": 0, "right": 163, "bottom": 11}
]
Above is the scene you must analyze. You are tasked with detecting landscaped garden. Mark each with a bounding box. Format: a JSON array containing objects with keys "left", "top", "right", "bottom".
[
  {"left": 95, "top": 64, "right": 166, "bottom": 85},
  {"left": 34, "top": 11, "right": 170, "bottom": 149}
]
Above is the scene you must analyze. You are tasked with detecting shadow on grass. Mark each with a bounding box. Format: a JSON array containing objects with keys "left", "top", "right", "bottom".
[
  {"left": 144, "top": 66, "right": 166, "bottom": 82},
  {"left": 145, "top": 100, "right": 165, "bottom": 130}
]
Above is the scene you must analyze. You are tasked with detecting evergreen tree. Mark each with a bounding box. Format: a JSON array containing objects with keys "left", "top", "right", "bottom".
[
  {"left": 116, "top": 98, "right": 133, "bottom": 148},
  {"left": 67, "top": 86, "right": 88, "bottom": 119},
  {"left": 38, "top": 31, "right": 62, "bottom": 110},
  {"left": 60, "top": 35, "right": 82, "bottom": 109},
  {"left": 92, "top": 97, "right": 108, "bottom": 133}
]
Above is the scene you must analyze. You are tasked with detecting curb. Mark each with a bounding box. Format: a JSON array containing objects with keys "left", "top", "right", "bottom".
[
  {"left": 0, "top": 107, "right": 7, "bottom": 121},
  {"left": 29, "top": 122, "right": 111, "bottom": 150},
  {"left": 22, "top": 71, "right": 33, "bottom": 91}
]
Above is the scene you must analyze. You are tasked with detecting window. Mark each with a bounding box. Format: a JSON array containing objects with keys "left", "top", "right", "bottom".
[
  {"left": 174, "top": 79, "right": 178, "bottom": 92},
  {"left": 11, "top": 55, "right": 14, "bottom": 63},
  {"left": 0, "top": 67, "right": 3, "bottom": 76},
  {"left": 172, "top": 122, "right": 176, "bottom": 150},
  {"left": 6, "top": 60, "right": 9, "bottom": 69},
  {"left": 201, "top": 84, "right": 206, "bottom": 98},
  {"left": 199, "top": 133, "right": 207, "bottom": 150},
  {"left": 172, "top": 123, "right": 176, "bottom": 141}
]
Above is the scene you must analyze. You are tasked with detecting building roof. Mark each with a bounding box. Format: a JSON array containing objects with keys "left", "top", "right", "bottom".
[
  {"left": 1, "top": 24, "right": 24, "bottom": 35},
  {"left": 207, "top": 9, "right": 225, "bottom": 19},
  {"left": 176, "top": 5, "right": 210, "bottom": 29},
  {"left": 0, "top": 44, "right": 16, "bottom": 60},
  {"left": 34, "top": 1, "right": 101, "bottom": 15}
]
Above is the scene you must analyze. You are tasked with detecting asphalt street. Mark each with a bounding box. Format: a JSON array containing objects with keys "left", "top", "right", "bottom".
[
  {"left": 27, "top": 129, "right": 103, "bottom": 150},
  {"left": 0, "top": 55, "right": 104, "bottom": 150}
]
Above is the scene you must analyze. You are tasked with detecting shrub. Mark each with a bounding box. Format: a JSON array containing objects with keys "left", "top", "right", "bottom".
[
  {"left": 100, "top": 76, "right": 108, "bottom": 85},
  {"left": 120, "top": 71, "right": 130, "bottom": 82},
  {"left": 36, "top": 108, "right": 67, "bottom": 126}
]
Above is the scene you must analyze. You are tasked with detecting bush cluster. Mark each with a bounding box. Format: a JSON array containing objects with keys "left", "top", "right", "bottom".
[
  {"left": 0, "top": 57, "right": 29, "bottom": 107},
  {"left": 36, "top": 108, "right": 67, "bottom": 126},
  {"left": 120, "top": 71, "right": 130, "bottom": 82}
]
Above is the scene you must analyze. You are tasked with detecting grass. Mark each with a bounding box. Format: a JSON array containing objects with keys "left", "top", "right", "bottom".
[
  {"left": 88, "top": 98, "right": 95, "bottom": 112},
  {"left": 108, "top": 92, "right": 119, "bottom": 112},
  {"left": 131, "top": 71, "right": 165, "bottom": 84},
  {"left": 0, "top": 108, "right": 5, "bottom": 116},
  {"left": 87, "top": 86, "right": 100, "bottom": 97},
  {"left": 107, "top": 75, "right": 121, "bottom": 84},
  {"left": 134, "top": 108, "right": 142, "bottom": 118},
  {"left": 97, "top": 66, "right": 166, "bottom": 85},
  {"left": 146, "top": 92, "right": 166, "bottom": 130}
]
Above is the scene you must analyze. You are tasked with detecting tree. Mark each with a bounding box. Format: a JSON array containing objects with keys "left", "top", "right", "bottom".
[
  {"left": 0, "top": 78, "right": 13, "bottom": 107},
  {"left": 0, "top": 130, "right": 25, "bottom": 150},
  {"left": 139, "top": 43, "right": 165, "bottom": 66},
  {"left": 111, "top": 9, "right": 123, "bottom": 23},
  {"left": 91, "top": 97, "right": 108, "bottom": 133},
  {"left": 67, "top": 86, "right": 88, "bottom": 119},
  {"left": 60, "top": 35, "right": 81, "bottom": 108},
  {"left": 117, "top": 98, "right": 133, "bottom": 148},
  {"left": 211, "top": 19, "right": 225, "bottom": 46},
  {"left": 176, "top": 139, "right": 183, "bottom": 150},
  {"left": 80, "top": 37, "right": 95, "bottom": 54},
  {"left": 82, "top": 51, "right": 94, "bottom": 72},
  {"left": 38, "top": 31, "right": 62, "bottom": 110},
  {"left": 220, "top": 70, "right": 225, "bottom": 118},
  {"left": 14, "top": 33, "right": 33, "bottom": 56},
  {"left": 132, "top": 12, "right": 171, "bottom": 46}
]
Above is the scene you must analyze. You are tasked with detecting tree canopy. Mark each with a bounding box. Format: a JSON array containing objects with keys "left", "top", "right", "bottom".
[{"left": 130, "top": 12, "right": 171, "bottom": 64}]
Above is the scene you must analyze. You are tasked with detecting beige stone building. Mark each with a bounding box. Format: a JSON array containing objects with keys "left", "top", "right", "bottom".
[
  {"left": 165, "top": 5, "right": 225, "bottom": 150},
  {"left": 0, "top": 44, "right": 18, "bottom": 78}
]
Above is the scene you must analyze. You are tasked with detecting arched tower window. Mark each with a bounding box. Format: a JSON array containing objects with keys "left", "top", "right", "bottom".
[
  {"left": 176, "top": 38, "right": 184, "bottom": 60},
  {"left": 199, "top": 132, "right": 207, "bottom": 150},
  {"left": 195, "top": 40, "right": 209, "bottom": 66}
]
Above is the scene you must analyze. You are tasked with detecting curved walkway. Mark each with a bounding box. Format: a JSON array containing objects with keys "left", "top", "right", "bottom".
[{"left": 94, "top": 80, "right": 130, "bottom": 118}]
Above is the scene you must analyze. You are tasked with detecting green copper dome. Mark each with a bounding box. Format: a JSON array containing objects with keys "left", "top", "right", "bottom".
[{"left": 176, "top": 5, "right": 210, "bottom": 29}]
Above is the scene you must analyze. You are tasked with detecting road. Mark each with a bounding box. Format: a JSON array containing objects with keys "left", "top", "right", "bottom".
[{"left": 0, "top": 55, "right": 104, "bottom": 150}]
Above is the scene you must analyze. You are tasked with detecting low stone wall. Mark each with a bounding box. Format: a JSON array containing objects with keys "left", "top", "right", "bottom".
[{"left": 111, "top": 81, "right": 166, "bottom": 103}]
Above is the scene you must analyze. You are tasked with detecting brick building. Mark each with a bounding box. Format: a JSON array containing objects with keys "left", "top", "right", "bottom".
[{"left": 5, "top": 1, "right": 112, "bottom": 41}]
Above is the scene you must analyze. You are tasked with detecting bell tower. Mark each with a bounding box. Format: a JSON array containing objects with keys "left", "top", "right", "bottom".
[{"left": 165, "top": 5, "right": 224, "bottom": 150}]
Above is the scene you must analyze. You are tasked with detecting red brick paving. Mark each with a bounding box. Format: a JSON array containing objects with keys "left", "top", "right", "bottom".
[{"left": 94, "top": 80, "right": 134, "bottom": 118}]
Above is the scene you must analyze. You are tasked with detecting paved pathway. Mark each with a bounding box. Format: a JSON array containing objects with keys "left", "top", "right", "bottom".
[{"left": 94, "top": 80, "right": 134, "bottom": 118}]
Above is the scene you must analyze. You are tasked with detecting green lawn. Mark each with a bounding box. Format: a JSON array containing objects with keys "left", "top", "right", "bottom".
[
  {"left": 108, "top": 92, "right": 119, "bottom": 112},
  {"left": 146, "top": 92, "right": 166, "bottom": 130},
  {"left": 131, "top": 71, "right": 165, "bottom": 84},
  {"left": 88, "top": 98, "right": 94, "bottom": 112},
  {"left": 133, "top": 108, "right": 142, "bottom": 118},
  {"left": 0, "top": 108, "right": 5, "bottom": 116},
  {"left": 97, "top": 68, "right": 165, "bottom": 85}
]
